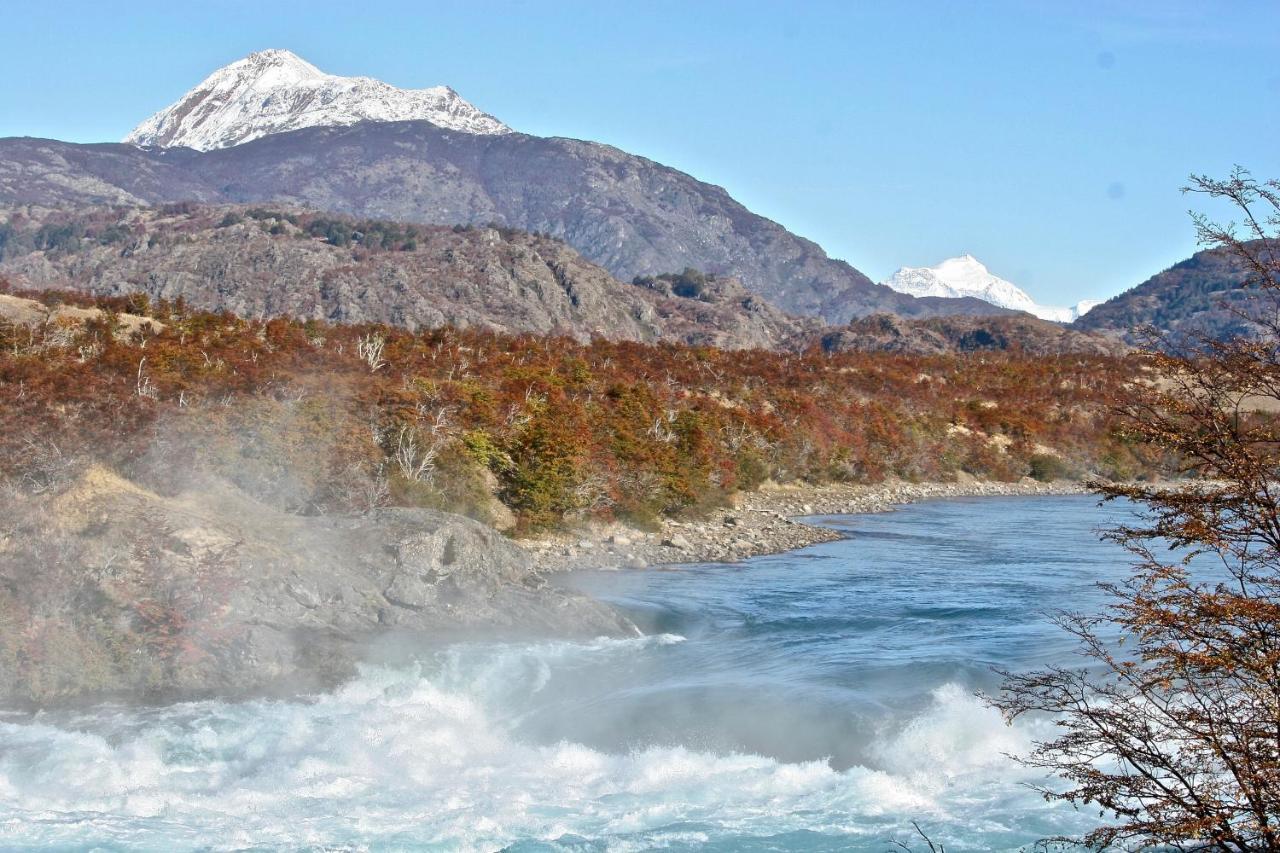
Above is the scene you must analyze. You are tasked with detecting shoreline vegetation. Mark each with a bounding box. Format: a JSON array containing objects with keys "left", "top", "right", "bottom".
[
  {"left": 528, "top": 476, "right": 1096, "bottom": 571},
  {"left": 0, "top": 285, "right": 1156, "bottom": 706},
  {"left": 0, "top": 285, "right": 1151, "bottom": 539}
]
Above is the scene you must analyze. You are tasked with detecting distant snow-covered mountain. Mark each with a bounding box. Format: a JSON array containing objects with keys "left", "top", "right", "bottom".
[
  {"left": 0, "top": 48, "right": 990, "bottom": 323},
  {"left": 125, "top": 49, "right": 510, "bottom": 151},
  {"left": 880, "top": 255, "right": 1095, "bottom": 323}
]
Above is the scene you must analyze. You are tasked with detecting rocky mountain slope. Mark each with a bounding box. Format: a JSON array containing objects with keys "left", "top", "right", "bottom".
[
  {"left": 881, "top": 254, "right": 1097, "bottom": 322},
  {"left": 0, "top": 127, "right": 1006, "bottom": 324},
  {"left": 0, "top": 204, "right": 1131, "bottom": 355},
  {"left": 125, "top": 49, "right": 509, "bottom": 150},
  {"left": 0, "top": 204, "right": 814, "bottom": 349},
  {"left": 817, "top": 313, "right": 1126, "bottom": 356},
  {"left": 1072, "top": 243, "right": 1262, "bottom": 344}
]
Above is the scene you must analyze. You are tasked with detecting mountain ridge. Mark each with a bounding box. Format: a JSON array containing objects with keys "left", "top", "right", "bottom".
[
  {"left": 1072, "top": 243, "right": 1260, "bottom": 344},
  {"left": 0, "top": 202, "right": 819, "bottom": 350},
  {"left": 0, "top": 203, "right": 1133, "bottom": 356},
  {"left": 0, "top": 127, "right": 1011, "bottom": 323},
  {"left": 820, "top": 312, "right": 1126, "bottom": 356},
  {"left": 0, "top": 49, "right": 1049, "bottom": 325}
]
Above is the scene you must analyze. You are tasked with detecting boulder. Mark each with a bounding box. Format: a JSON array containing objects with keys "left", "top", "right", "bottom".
[
  {"left": 661, "top": 534, "right": 692, "bottom": 551},
  {"left": 0, "top": 467, "right": 632, "bottom": 707}
]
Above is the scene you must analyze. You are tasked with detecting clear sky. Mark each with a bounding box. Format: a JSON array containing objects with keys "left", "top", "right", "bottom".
[{"left": 2, "top": 1, "right": 1277, "bottom": 306}]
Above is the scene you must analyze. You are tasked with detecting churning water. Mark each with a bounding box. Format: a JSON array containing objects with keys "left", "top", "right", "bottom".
[{"left": 0, "top": 496, "right": 1141, "bottom": 850}]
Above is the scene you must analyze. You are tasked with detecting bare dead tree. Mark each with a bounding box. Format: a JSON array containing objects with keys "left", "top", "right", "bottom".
[
  {"left": 135, "top": 356, "right": 159, "bottom": 399},
  {"left": 356, "top": 332, "right": 386, "bottom": 372},
  {"left": 991, "top": 170, "right": 1280, "bottom": 850}
]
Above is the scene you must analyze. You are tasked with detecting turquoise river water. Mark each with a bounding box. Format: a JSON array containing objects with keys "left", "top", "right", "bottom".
[{"left": 0, "top": 495, "right": 1146, "bottom": 850}]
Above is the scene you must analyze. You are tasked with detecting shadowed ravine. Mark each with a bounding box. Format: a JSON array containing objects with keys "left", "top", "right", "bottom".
[{"left": 0, "top": 496, "right": 1139, "bottom": 850}]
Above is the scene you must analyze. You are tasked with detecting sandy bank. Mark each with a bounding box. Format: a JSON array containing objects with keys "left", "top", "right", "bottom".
[{"left": 526, "top": 478, "right": 1097, "bottom": 572}]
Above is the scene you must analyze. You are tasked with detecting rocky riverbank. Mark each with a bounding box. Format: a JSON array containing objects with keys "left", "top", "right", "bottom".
[
  {"left": 0, "top": 466, "right": 633, "bottom": 708},
  {"left": 0, "top": 468, "right": 1095, "bottom": 707},
  {"left": 525, "top": 477, "right": 1097, "bottom": 572}
]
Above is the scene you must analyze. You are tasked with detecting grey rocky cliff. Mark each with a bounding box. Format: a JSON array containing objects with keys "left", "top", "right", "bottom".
[
  {"left": 0, "top": 467, "right": 632, "bottom": 707},
  {"left": 0, "top": 204, "right": 814, "bottom": 349}
]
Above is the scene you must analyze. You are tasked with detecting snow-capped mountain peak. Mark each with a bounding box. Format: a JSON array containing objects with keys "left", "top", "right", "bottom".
[
  {"left": 125, "top": 49, "right": 510, "bottom": 151},
  {"left": 880, "top": 255, "right": 1095, "bottom": 323}
]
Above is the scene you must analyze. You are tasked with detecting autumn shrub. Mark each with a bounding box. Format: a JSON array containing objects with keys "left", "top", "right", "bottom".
[
  {"left": 1026, "top": 452, "right": 1069, "bottom": 482},
  {"left": 388, "top": 443, "right": 499, "bottom": 525},
  {"left": 497, "top": 397, "right": 589, "bottom": 533},
  {"left": 0, "top": 286, "right": 1164, "bottom": 532},
  {"left": 992, "top": 169, "right": 1280, "bottom": 851},
  {"left": 733, "top": 448, "right": 770, "bottom": 491}
]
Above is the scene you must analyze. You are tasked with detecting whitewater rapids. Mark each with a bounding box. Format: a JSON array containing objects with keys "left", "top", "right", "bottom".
[{"left": 0, "top": 496, "right": 1132, "bottom": 850}]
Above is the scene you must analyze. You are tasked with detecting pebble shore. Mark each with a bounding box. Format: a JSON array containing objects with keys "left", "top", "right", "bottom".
[{"left": 526, "top": 477, "right": 1097, "bottom": 572}]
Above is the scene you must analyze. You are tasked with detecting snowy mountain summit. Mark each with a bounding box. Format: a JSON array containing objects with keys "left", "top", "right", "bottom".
[
  {"left": 125, "top": 49, "right": 510, "bottom": 151},
  {"left": 880, "top": 255, "right": 1095, "bottom": 323}
]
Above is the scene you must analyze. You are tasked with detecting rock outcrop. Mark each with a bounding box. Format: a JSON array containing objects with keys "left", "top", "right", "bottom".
[
  {"left": 0, "top": 204, "right": 814, "bottom": 349},
  {"left": 0, "top": 292, "right": 163, "bottom": 336},
  {"left": 0, "top": 467, "right": 632, "bottom": 707}
]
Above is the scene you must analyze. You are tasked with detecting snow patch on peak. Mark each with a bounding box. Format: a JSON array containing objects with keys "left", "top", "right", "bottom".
[
  {"left": 1072, "top": 299, "right": 1101, "bottom": 317},
  {"left": 238, "top": 49, "right": 324, "bottom": 76},
  {"left": 125, "top": 49, "right": 510, "bottom": 151},
  {"left": 880, "top": 256, "right": 1095, "bottom": 323}
]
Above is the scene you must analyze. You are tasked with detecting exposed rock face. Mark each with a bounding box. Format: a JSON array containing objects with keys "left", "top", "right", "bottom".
[
  {"left": 0, "top": 204, "right": 814, "bottom": 349},
  {"left": 0, "top": 292, "right": 162, "bottom": 336},
  {"left": 815, "top": 313, "right": 1126, "bottom": 356},
  {"left": 0, "top": 127, "right": 1009, "bottom": 323},
  {"left": 0, "top": 468, "right": 632, "bottom": 707}
]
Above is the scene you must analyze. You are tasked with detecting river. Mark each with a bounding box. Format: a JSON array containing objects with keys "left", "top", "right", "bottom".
[{"left": 0, "top": 495, "right": 1143, "bottom": 850}]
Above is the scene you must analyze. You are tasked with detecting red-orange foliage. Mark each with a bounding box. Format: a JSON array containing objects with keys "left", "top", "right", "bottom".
[
  {"left": 993, "top": 170, "right": 1280, "bottom": 849},
  {"left": 0, "top": 285, "right": 1155, "bottom": 532}
]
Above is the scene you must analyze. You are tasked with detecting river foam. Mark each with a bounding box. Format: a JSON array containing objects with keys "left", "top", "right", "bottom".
[
  {"left": 2, "top": 496, "right": 1133, "bottom": 850},
  {"left": 0, "top": 634, "right": 1070, "bottom": 852}
]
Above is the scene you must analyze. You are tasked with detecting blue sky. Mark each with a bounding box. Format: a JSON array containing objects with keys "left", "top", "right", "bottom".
[{"left": 2, "top": 1, "right": 1277, "bottom": 306}]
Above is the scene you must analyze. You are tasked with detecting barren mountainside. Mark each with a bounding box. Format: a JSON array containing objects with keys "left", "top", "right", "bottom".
[
  {"left": 0, "top": 125, "right": 1008, "bottom": 323},
  {"left": 0, "top": 204, "right": 815, "bottom": 349}
]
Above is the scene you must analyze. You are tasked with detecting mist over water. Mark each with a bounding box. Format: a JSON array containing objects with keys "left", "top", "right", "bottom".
[{"left": 0, "top": 496, "right": 1137, "bottom": 851}]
